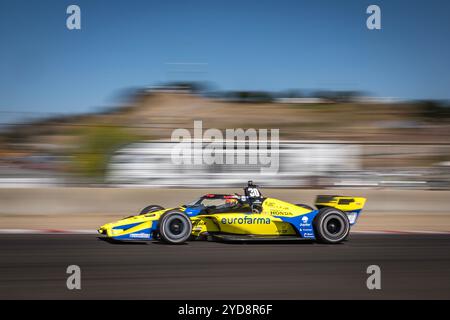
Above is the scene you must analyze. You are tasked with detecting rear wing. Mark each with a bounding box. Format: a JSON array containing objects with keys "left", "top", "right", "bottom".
[{"left": 315, "top": 195, "right": 366, "bottom": 225}]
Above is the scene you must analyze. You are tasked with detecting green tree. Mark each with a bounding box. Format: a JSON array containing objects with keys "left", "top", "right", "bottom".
[{"left": 72, "top": 125, "right": 140, "bottom": 181}]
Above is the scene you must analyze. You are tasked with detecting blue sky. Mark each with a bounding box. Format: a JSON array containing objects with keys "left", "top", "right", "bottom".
[{"left": 1, "top": 0, "right": 450, "bottom": 118}]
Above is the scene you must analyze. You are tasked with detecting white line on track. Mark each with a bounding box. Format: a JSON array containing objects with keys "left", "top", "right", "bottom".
[
  {"left": 0, "top": 229, "right": 449, "bottom": 235},
  {"left": 0, "top": 229, "right": 97, "bottom": 234},
  {"left": 351, "top": 230, "right": 450, "bottom": 235}
]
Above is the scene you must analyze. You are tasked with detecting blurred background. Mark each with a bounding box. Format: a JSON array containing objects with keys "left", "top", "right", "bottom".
[
  {"left": 1, "top": 0, "right": 450, "bottom": 190},
  {"left": 0, "top": 0, "right": 450, "bottom": 207},
  {"left": 1, "top": 83, "right": 450, "bottom": 189},
  {"left": 2, "top": 1, "right": 450, "bottom": 300}
]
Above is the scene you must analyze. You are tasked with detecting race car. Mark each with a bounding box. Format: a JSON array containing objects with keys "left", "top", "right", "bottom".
[{"left": 98, "top": 181, "right": 366, "bottom": 244}]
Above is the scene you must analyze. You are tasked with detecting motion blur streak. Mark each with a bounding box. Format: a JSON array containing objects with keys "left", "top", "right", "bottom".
[
  {"left": 0, "top": 234, "right": 449, "bottom": 299},
  {"left": 1, "top": 90, "right": 450, "bottom": 189},
  {"left": 1, "top": 0, "right": 450, "bottom": 301}
]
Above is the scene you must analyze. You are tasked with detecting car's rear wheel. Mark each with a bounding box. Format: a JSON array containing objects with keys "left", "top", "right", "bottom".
[
  {"left": 139, "top": 205, "right": 164, "bottom": 215},
  {"left": 158, "top": 210, "right": 192, "bottom": 244},
  {"left": 313, "top": 207, "right": 350, "bottom": 244}
]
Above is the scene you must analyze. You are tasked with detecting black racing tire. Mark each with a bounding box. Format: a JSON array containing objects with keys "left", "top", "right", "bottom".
[
  {"left": 158, "top": 210, "right": 192, "bottom": 244},
  {"left": 139, "top": 205, "right": 164, "bottom": 215},
  {"left": 313, "top": 207, "right": 350, "bottom": 244}
]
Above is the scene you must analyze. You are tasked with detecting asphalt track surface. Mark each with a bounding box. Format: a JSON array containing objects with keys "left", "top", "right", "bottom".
[{"left": 0, "top": 234, "right": 449, "bottom": 299}]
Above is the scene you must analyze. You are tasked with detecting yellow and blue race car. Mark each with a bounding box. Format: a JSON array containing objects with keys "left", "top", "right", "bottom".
[{"left": 98, "top": 182, "right": 366, "bottom": 244}]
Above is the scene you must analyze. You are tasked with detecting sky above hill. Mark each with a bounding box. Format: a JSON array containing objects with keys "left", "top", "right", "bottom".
[{"left": 1, "top": 0, "right": 450, "bottom": 119}]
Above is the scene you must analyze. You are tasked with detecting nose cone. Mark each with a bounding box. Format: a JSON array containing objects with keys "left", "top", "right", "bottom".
[{"left": 98, "top": 223, "right": 112, "bottom": 235}]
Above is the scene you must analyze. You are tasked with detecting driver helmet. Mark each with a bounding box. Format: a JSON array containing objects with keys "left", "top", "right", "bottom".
[{"left": 224, "top": 198, "right": 238, "bottom": 207}]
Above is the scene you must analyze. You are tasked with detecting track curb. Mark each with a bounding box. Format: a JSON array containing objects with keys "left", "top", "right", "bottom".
[{"left": 0, "top": 229, "right": 449, "bottom": 235}]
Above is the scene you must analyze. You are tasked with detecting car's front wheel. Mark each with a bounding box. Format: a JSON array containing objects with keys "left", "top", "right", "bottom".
[
  {"left": 139, "top": 205, "right": 164, "bottom": 215},
  {"left": 158, "top": 210, "right": 192, "bottom": 244},
  {"left": 313, "top": 207, "right": 350, "bottom": 244}
]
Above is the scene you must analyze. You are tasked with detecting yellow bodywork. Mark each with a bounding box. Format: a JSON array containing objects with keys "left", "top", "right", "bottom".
[
  {"left": 99, "top": 196, "right": 366, "bottom": 240},
  {"left": 315, "top": 195, "right": 366, "bottom": 212},
  {"left": 99, "top": 208, "right": 175, "bottom": 238},
  {"left": 191, "top": 198, "right": 311, "bottom": 236}
]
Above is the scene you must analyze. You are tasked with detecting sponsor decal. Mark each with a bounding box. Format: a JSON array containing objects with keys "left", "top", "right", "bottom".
[
  {"left": 302, "top": 232, "right": 314, "bottom": 238},
  {"left": 221, "top": 216, "right": 271, "bottom": 225},
  {"left": 270, "top": 210, "right": 293, "bottom": 216},
  {"left": 129, "top": 232, "right": 151, "bottom": 239},
  {"left": 299, "top": 214, "right": 312, "bottom": 227}
]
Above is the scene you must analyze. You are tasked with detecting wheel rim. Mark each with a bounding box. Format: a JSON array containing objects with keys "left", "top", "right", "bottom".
[
  {"left": 169, "top": 218, "right": 184, "bottom": 235},
  {"left": 326, "top": 218, "right": 342, "bottom": 234},
  {"left": 322, "top": 214, "right": 347, "bottom": 239},
  {"left": 163, "top": 215, "right": 190, "bottom": 240}
]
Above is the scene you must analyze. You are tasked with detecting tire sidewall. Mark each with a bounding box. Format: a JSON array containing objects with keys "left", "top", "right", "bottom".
[
  {"left": 159, "top": 210, "right": 192, "bottom": 244},
  {"left": 313, "top": 207, "right": 350, "bottom": 244}
]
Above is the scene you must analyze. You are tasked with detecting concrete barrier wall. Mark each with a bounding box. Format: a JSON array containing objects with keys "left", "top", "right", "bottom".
[{"left": 0, "top": 188, "right": 449, "bottom": 215}]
